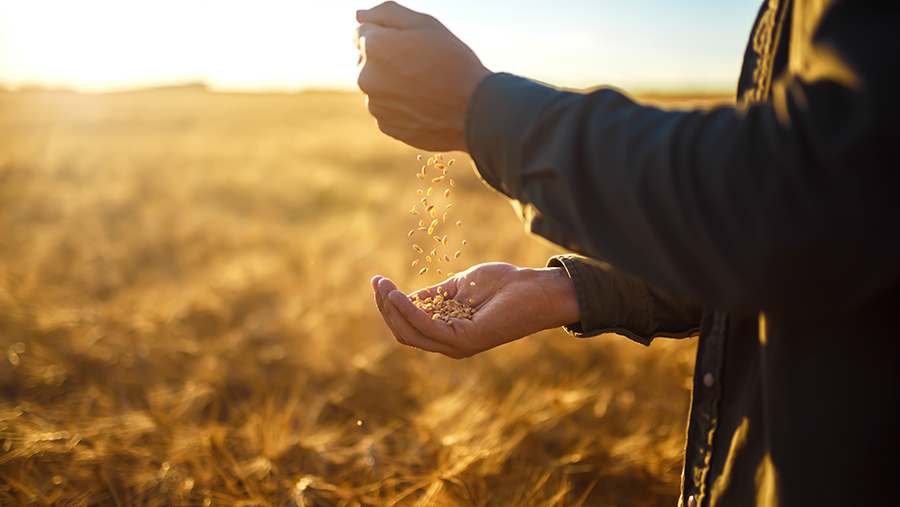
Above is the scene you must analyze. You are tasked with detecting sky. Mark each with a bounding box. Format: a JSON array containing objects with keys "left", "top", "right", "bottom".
[{"left": 0, "top": 0, "right": 763, "bottom": 94}]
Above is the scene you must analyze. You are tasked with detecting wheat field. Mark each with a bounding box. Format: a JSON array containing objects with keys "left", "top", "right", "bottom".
[{"left": 0, "top": 87, "right": 714, "bottom": 506}]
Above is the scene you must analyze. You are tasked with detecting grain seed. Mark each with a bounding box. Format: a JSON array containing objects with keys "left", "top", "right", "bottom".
[
  {"left": 421, "top": 198, "right": 428, "bottom": 205},
  {"left": 425, "top": 204, "right": 434, "bottom": 212},
  {"left": 416, "top": 173, "right": 425, "bottom": 180},
  {"left": 442, "top": 212, "right": 448, "bottom": 222},
  {"left": 470, "top": 282, "right": 475, "bottom": 286},
  {"left": 419, "top": 267, "right": 428, "bottom": 275},
  {"left": 417, "top": 154, "right": 423, "bottom": 161},
  {"left": 432, "top": 176, "right": 444, "bottom": 183},
  {"left": 418, "top": 227, "right": 427, "bottom": 231},
  {"left": 430, "top": 249, "right": 437, "bottom": 256},
  {"left": 447, "top": 273, "right": 455, "bottom": 278},
  {"left": 436, "top": 153, "right": 443, "bottom": 160},
  {"left": 467, "top": 299, "right": 476, "bottom": 305},
  {"left": 448, "top": 159, "right": 455, "bottom": 166},
  {"left": 427, "top": 157, "right": 434, "bottom": 166},
  {"left": 427, "top": 187, "right": 434, "bottom": 196},
  {"left": 450, "top": 179, "right": 455, "bottom": 187},
  {"left": 444, "top": 255, "right": 450, "bottom": 262},
  {"left": 426, "top": 255, "right": 432, "bottom": 262},
  {"left": 456, "top": 220, "right": 462, "bottom": 226},
  {"left": 444, "top": 292, "right": 449, "bottom": 297},
  {"left": 435, "top": 163, "right": 446, "bottom": 170},
  {"left": 430, "top": 208, "right": 436, "bottom": 217},
  {"left": 446, "top": 204, "right": 454, "bottom": 209},
  {"left": 443, "top": 167, "right": 448, "bottom": 175},
  {"left": 437, "top": 269, "right": 443, "bottom": 274},
  {"left": 412, "top": 259, "right": 419, "bottom": 267},
  {"left": 454, "top": 251, "right": 461, "bottom": 258},
  {"left": 419, "top": 219, "right": 425, "bottom": 226},
  {"left": 416, "top": 189, "right": 423, "bottom": 195},
  {"left": 462, "top": 240, "right": 467, "bottom": 245},
  {"left": 413, "top": 244, "right": 423, "bottom": 253},
  {"left": 444, "top": 189, "right": 451, "bottom": 198},
  {"left": 442, "top": 235, "right": 448, "bottom": 246},
  {"left": 408, "top": 230, "right": 415, "bottom": 237},
  {"left": 433, "top": 236, "right": 442, "bottom": 243},
  {"left": 430, "top": 219, "right": 439, "bottom": 231}
]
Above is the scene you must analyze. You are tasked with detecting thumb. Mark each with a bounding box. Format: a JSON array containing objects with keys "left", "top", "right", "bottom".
[{"left": 356, "top": 1, "right": 432, "bottom": 29}]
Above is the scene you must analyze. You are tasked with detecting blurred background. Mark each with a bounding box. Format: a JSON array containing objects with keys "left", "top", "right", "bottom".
[
  {"left": 0, "top": 1, "right": 753, "bottom": 505},
  {"left": 0, "top": 0, "right": 761, "bottom": 94}
]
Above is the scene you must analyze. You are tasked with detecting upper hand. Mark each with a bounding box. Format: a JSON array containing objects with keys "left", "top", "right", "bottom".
[
  {"left": 371, "top": 263, "right": 580, "bottom": 359},
  {"left": 354, "top": 1, "right": 491, "bottom": 152}
]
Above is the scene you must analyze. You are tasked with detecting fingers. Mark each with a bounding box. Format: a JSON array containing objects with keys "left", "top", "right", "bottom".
[{"left": 356, "top": 2, "right": 432, "bottom": 29}]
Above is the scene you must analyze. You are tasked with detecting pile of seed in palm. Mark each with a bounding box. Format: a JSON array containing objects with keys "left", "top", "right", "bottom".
[{"left": 411, "top": 287, "right": 476, "bottom": 324}]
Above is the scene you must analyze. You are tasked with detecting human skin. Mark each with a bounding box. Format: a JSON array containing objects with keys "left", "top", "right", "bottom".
[
  {"left": 370, "top": 263, "right": 580, "bottom": 358},
  {"left": 354, "top": 1, "right": 491, "bottom": 152}
]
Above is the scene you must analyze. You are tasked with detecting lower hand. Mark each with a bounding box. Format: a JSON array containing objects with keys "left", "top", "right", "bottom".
[
  {"left": 371, "top": 263, "right": 580, "bottom": 358},
  {"left": 354, "top": 2, "right": 491, "bottom": 152}
]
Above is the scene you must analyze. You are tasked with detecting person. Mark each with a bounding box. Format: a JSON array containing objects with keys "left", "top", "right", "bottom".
[{"left": 354, "top": 1, "right": 900, "bottom": 506}]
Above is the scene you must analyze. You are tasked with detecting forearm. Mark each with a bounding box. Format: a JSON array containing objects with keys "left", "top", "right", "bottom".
[{"left": 466, "top": 65, "right": 900, "bottom": 318}]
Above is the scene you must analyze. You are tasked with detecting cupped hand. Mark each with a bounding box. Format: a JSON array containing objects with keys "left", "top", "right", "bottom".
[
  {"left": 354, "top": 1, "right": 491, "bottom": 152},
  {"left": 371, "top": 263, "right": 580, "bottom": 358}
]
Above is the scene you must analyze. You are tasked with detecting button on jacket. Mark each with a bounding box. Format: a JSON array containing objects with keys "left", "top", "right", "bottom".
[{"left": 464, "top": 1, "right": 900, "bottom": 505}]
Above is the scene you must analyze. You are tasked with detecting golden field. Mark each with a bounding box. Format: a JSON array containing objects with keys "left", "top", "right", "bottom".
[{"left": 0, "top": 88, "right": 717, "bottom": 506}]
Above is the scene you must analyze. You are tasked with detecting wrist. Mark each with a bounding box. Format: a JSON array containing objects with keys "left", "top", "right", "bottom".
[{"left": 533, "top": 267, "right": 581, "bottom": 329}]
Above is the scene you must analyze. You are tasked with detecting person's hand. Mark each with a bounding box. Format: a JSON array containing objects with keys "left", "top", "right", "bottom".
[
  {"left": 371, "top": 263, "right": 580, "bottom": 358},
  {"left": 354, "top": 1, "right": 491, "bottom": 152}
]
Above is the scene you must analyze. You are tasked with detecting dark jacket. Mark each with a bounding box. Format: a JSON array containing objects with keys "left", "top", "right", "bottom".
[{"left": 465, "top": 0, "right": 900, "bottom": 505}]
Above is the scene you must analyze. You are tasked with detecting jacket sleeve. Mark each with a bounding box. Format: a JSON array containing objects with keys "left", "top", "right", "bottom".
[
  {"left": 547, "top": 254, "right": 702, "bottom": 345},
  {"left": 465, "top": 1, "right": 900, "bottom": 319}
]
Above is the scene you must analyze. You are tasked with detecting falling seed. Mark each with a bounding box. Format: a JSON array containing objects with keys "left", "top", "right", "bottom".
[
  {"left": 467, "top": 299, "right": 476, "bottom": 305},
  {"left": 436, "top": 153, "right": 443, "bottom": 160},
  {"left": 454, "top": 251, "right": 461, "bottom": 258},
  {"left": 421, "top": 198, "right": 428, "bottom": 205},
  {"left": 446, "top": 204, "right": 454, "bottom": 208},
  {"left": 412, "top": 259, "right": 419, "bottom": 267},
  {"left": 450, "top": 179, "right": 455, "bottom": 187},
  {"left": 417, "top": 189, "right": 423, "bottom": 195},
  {"left": 433, "top": 236, "right": 442, "bottom": 243},
  {"left": 444, "top": 255, "right": 450, "bottom": 262},
  {"left": 426, "top": 255, "right": 432, "bottom": 262},
  {"left": 444, "top": 189, "right": 451, "bottom": 198},
  {"left": 417, "top": 173, "right": 425, "bottom": 180},
  {"left": 430, "top": 219, "right": 438, "bottom": 229},
  {"left": 432, "top": 176, "right": 444, "bottom": 183},
  {"left": 419, "top": 267, "right": 428, "bottom": 275},
  {"left": 430, "top": 249, "right": 437, "bottom": 256},
  {"left": 408, "top": 230, "right": 415, "bottom": 237},
  {"left": 419, "top": 219, "right": 425, "bottom": 226},
  {"left": 418, "top": 227, "right": 427, "bottom": 231},
  {"left": 417, "top": 154, "right": 423, "bottom": 161},
  {"left": 456, "top": 220, "right": 462, "bottom": 226},
  {"left": 427, "top": 187, "right": 433, "bottom": 196},
  {"left": 442, "top": 212, "right": 448, "bottom": 222},
  {"left": 430, "top": 209, "right": 436, "bottom": 217},
  {"left": 425, "top": 205, "right": 434, "bottom": 212},
  {"left": 442, "top": 235, "right": 448, "bottom": 246},
  {"left": 413, "top": 244, "right": 423, "bottom": 253},
  {"left": 427, "top": 157, "right": 434, "bottom": 166},
  {"left": 449, "top": 159, "right": 455, "bottom": 166},
  {"left": 443, "top": 167, "right": 448, "bottom": 175},
  {"left": 435, "top": 164, "right": 446, "bottom": 170},
  {"left": 422, "top": 166, "right": 427, "bottom": 176},
  {"left": 462, "top": 240, "right": 467, "bottom": 245},
  {"left": 437, "top": 269, "right": 443, "bottom": 274}
]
